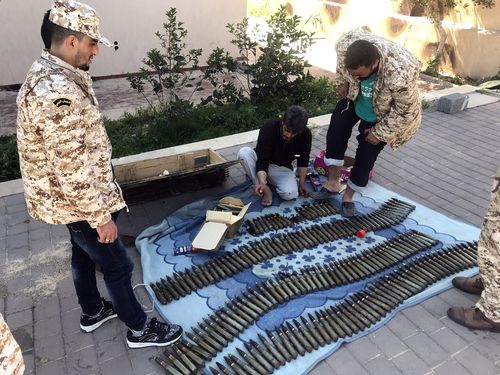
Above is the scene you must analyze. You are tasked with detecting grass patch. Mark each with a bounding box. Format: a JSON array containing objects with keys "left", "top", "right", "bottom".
[
  {"left": 107, "top": 77, "right": 339, "bottom": 158},
  {"left": 0, "top": 135, "right": 20, "bottom": 182}
]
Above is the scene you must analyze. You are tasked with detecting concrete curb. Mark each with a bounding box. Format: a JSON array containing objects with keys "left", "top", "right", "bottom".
[
  {"left": 0, "top": 178, "right": 24, "bottom": 197},
  {"left": 0, "top": 114, "right": 331, "bottom": 198}
]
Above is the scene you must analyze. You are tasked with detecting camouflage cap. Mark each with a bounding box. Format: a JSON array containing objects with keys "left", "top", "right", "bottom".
[{"left": 49, "top": 0, "right": 112, "bottom": 47}]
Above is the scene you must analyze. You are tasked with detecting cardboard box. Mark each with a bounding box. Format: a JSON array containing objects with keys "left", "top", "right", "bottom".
[{"left": 192, "top": 197, "right": 250, "bottom": 251}]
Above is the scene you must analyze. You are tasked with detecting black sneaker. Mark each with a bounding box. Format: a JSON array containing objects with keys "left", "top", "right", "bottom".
[
  {"left": 126, "top": 318, "right": 183, "bottom": 348},
  {"left": 80, "top": 298, "right": 118, "bottom": 333}
]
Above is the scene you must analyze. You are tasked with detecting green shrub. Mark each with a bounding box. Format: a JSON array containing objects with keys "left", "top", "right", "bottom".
[
  {"left": 127, "top": 8, "right": 205, "bottom": 110},
  {"left": 0, "top": 135, "right": 20, "bottom": 182},
  {"left": 107, "top": 6, "right": 340, "bottom": 159},
  {"left": 235, "top": 6, "right": 315, "bottom": 104},
  {"left": 105, "top": 84, "right": 338, "bottom": 160},
  {"left": 106, "top": 102, "right": 266, "bottom": 158}
]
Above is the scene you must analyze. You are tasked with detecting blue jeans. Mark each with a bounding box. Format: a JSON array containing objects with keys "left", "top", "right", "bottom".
[
  {"left": 66, "top": 211, "right": 146, "bottom": 331},
  {"left": 326, "top": 98, "right": 386, "bottom": 188}
]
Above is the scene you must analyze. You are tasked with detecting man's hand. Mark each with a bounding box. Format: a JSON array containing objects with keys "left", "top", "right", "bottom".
[
  {"left": 255, "top": 170, "right": 268, "bottom": 197},
  {"left": 299, "top": 182, "right": 309, "bottom": 197},
  {"left": 337, "top": 83, "right": 349, "bottom": 98},
  {"left": 96, "top": 220, "right": 118, "bottom": 244},
  {"left": 364, "top": 128, "right": 380, "bottom": 145},
  {"left": 255, "top": 183, "right": 267, "bottom": 197}
]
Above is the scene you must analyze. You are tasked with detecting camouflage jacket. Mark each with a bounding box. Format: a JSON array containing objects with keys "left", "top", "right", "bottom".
[
  {"left": 16, "top": 50, "right": 126, "bottom": 228},
  {"left": 335, "top": 29, "right": 423, "bottom": 149},
  {"left": 0, "top": 313, "right": 25, "bottom": 375},
  {"left": 487, "top": 166, "right": 500, "bottom": 220}
]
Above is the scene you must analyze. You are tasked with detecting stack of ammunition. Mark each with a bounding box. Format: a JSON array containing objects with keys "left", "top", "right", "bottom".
[
  {"left": 294, "top": 201, "right": 338, "bottom": 221},
  {"left": 151, "top": 198, "right": 417, "bottom": 304},
  {"left": 247, "top": 201, "right": 339, "bottom": 236},
  {"left": 206, "top": 241, "right": 478, "bottom": 375},
  {"left": 247, "top": 214, "right": 293, "bottom": 236},
  {"left": 153, "top": 231, "right": 453, "bottom": 374},
  {"left": 247, "top": 198, "right": 413, "bottom": 236}
]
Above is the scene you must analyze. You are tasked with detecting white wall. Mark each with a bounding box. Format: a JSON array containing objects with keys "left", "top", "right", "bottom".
[{"left": 0, "top": 0, "right": 247, "bottom": 86}]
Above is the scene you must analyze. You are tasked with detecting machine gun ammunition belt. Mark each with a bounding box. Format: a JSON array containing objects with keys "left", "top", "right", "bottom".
[
  {"left": 247, "top": 201, "right": 339, "bottom": 235},
  {"left": 153, "top": 241, "right": 476, "bottom": 375},
  {"left": 154, "top": 239, "right": 477, "bottom": 374},
  {"left": 151, "top": 198, "right": 417, "bottom": 305}
]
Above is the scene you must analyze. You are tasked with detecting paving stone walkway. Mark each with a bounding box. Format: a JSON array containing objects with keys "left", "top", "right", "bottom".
[
  {"left": 1, "top": 99, "right": 499, "bottom": 374},
  {"left": 0, "top": 70, "right": 449, "bottom": 137}
]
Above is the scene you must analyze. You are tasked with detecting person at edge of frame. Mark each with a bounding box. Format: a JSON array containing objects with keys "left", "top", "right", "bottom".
[
  {"left": 448, "top": 166, "right": 500, "bottom": 332},
  {"left": 311, "top": 28, "right": 422, "bottom": 217},
  {"left": 0, "top": 313, "right": 25, "bottom": 375},
  {"left": 16, "top": 0, "right": 183, "bottom": 349},
  {"left": 238, "top": 105, "right": 312, "bottom": 207}
]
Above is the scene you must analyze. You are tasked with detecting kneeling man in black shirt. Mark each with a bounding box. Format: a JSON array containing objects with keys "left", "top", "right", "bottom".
[{"left": 238, "top": 105, "right": 312, "bottom": 206}]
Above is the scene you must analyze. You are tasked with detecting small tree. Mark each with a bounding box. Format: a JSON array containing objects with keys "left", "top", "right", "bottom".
[
  {"left": 226, "top": 5, "right": 316, "bottom": 105},
  {"left": 411, "top": 0, "right": 495, "bottom": 73},
  {"left": 128, "top": 7, "right": 246, "bottom": 110},
  {"left": 127, "top": 8, "right": 205, "bottom": 110},
  {"left": 128, "top": 6, "right": 331, "bottom": 116}
]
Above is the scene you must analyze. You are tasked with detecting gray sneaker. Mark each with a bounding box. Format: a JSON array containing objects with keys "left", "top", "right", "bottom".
[
  {"left": 341, "top": 202, "right": 358, "bottom": 217},
  {"left": 310, "top": 187, "right": 342, "bottom": 200}
]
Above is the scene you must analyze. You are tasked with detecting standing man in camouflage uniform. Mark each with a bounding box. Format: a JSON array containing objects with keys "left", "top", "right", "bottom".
[
  {"left": 447, "top": 167, "right": 500, "bottom": 332},
  {"left": 311, "top": 28, "right": 422, "bottom": 217},
  {"left": 0, "top": 313, "right": 25, "bottom": 375},
  {"left": 17, "top": 0, "right": 183, "bottom": 348}
]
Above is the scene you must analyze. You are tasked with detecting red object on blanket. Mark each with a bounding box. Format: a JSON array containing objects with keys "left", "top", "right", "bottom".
[{"left": 356, "top": 229, "right": 366, "bottom": 238}]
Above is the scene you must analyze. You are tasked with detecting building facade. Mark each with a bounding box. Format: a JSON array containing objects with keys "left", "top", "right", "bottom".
[{"left": 0, "top": 0, "right": 247, "bottom": 86}]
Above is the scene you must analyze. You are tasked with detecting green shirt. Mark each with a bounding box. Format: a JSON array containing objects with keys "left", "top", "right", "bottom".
[{"left": 355, "top": 73, "right": 377, "bottom": 122}]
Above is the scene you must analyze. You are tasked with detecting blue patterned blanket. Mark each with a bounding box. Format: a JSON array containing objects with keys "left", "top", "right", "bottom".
[{"left": 136, "top": 182, "right": 479, "bottom": 374}]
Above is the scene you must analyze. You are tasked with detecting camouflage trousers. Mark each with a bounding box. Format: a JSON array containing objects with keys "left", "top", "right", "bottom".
[
  {"left": 476, "top": 182, "right": 500, "bottom": 323},
  {"left": 0, "top": 313, "right": 25, "bottom": 375}
]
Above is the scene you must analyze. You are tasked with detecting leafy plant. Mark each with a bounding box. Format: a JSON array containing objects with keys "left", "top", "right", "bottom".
[
  {"left": 227, "top": 6, "right": 316, "bottom": 104},
  {"left": 424, "top": 53, "right": 441, "bottom": 77},
  {"left": 127, "top": 8, "right": 205, "bottom": 110},
  {"left": 201, "top": 47, "right": 245, "bottom": 106}
]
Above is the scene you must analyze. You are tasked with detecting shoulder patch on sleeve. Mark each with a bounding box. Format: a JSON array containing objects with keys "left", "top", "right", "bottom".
[{"left": 53, "top": 98, "right": 72, "bottom": 107}]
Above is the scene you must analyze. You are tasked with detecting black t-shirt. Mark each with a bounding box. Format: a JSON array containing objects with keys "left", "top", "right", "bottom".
[{"left": 255, "top": 119, "right": 312, "bottom": 173}]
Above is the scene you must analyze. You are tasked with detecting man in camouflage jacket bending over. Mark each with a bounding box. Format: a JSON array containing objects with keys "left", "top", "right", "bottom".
[
  {"left": 448, "top": 167, "right": 500, "bottom": 332},
  {"left": 312, "top": 28, "right": 422, "bottom": 217},
  {"left": 17, "top": 0, "right": 182, "bottom": 348}
]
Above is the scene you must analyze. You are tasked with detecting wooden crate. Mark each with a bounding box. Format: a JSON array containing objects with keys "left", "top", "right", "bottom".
[
  {"left": 114, "top": 149, "right": 230, "bottom": 187},
  {"left": 113, "top": 148, "right": 239, "bottom": 202}
]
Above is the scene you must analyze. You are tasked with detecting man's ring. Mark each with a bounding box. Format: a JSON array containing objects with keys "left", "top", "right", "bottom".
[{"left": 105, "top": 238, "right": 111, "bottom": 242}]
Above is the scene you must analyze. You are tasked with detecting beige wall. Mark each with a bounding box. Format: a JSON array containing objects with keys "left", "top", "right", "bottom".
[
  {"left": 273, "top": 0, "right": 500, "bottom": 79},
  {"left": 0, "top": 0, "right": 247, "bottom": 86}
]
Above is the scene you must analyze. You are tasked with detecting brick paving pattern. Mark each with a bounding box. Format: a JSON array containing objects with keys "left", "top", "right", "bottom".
[{"left": 1, "top": 102, "right": 499, "bottom": 374}]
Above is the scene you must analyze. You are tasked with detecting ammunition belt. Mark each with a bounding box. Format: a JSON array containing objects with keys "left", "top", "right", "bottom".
[
  {"left": 154, "top": 241, "right": 477, "bottom": 375},
  {"left": 153, "top": 230, "right": 439, "bottom": 369},
  {"left": 247, "top": 201, "right": 338, "bottom": 235},
  {"left": 151, "top": 198, "right": 416, "bottom": 304}
]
